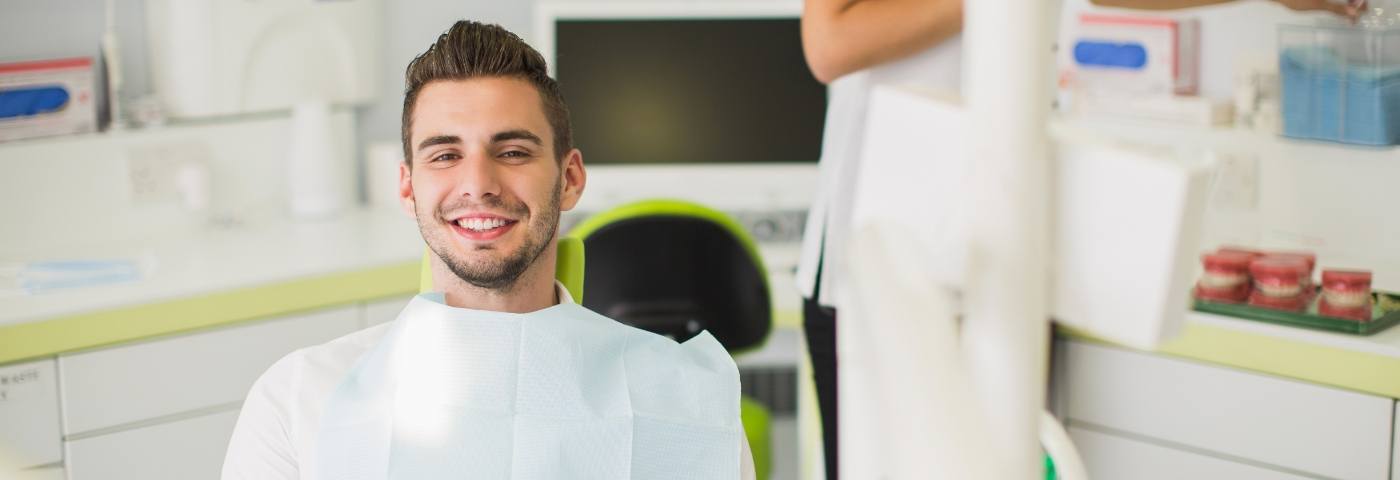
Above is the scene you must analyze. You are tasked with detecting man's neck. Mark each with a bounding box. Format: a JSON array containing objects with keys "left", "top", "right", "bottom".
[{"left": 431, "top": 252, "right": 560, "bottom": 313}]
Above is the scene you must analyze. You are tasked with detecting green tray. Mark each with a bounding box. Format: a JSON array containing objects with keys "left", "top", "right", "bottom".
[{"left": 1194, "top": 291, "right": 1400, "bottom": 336}]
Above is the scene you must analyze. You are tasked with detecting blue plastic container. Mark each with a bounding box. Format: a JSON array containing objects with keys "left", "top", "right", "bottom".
[{"left": 1279, "top": 25, "right": 1400, "bottom": 146}]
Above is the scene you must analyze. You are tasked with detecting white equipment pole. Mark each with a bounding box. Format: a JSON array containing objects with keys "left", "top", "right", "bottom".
[{"left": 962, "top": 0, "right": 1054, "bottom": 478}]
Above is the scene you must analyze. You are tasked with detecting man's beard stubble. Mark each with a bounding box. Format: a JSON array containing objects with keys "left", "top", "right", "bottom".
[{"left": 419, "top": 177, "right": 562, "bottom": 292}]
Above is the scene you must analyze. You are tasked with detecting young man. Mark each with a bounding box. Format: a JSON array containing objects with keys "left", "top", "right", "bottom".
[{"left": 223, "top": 20, "right": 754, "bottom": 479}]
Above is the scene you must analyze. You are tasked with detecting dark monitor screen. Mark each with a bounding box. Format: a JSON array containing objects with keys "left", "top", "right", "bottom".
[{"left": 555, "top": 18, "right": 826, "bottom": 165}]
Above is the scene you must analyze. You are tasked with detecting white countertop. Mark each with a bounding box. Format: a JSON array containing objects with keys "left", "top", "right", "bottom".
[
  {"left": 1, "top": 208, "right": 424, "bottom": 327},
  {"left": 1190, "top": 310, "right": 1400, "bottom": 359}
]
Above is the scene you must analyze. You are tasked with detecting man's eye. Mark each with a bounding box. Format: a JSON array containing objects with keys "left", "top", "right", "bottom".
[
  {"left": 500, "top": 151, "right": 534, "bottom": 162},
  {"left": 431, "top": 153, "right": 460, "bottom": 162}
]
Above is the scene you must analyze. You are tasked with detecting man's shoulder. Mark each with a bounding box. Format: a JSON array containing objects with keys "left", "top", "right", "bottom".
[
  {"left": 299, "top": 322, "right": 396, "bottom": 371},
  {"left": 226, "top": 322, "right": 397, "bottom": 479},
  {"left": 250, "top": 322, "right": 395, "bottom": 406}
]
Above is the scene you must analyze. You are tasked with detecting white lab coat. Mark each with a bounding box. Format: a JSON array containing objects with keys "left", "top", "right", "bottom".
[
  {"left": 221, "top": 282, "right": 756, "bottom": 479},
  {"left": 795, "top": 37, "right": 964, "bottom": 307}
]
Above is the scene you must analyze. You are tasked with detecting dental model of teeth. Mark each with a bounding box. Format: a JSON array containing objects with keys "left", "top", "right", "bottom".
[
  {"left": 1320, "top": 269, "right": 1374, "bottom": 321},
  {"left": 1195, "top": 245, "right": 1378, "bottom": 322},
  {"left": 1247, "top": 257, "right": 1311, "bottom": 311}
]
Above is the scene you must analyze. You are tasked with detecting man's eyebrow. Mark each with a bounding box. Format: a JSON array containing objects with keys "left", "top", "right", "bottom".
[
  {"left": 416, "top": 135, "right": 461, "bottom": 152},
  {"left": 492, "top": 129, "right": 543, "bottom": 146}
]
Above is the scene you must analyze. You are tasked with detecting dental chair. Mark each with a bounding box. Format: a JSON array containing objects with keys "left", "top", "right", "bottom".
[{"left": 566, "top": 199, "right": 775, "bottom": 480}]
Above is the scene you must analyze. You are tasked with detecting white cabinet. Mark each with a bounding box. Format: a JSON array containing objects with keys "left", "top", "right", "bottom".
[
  {"left": 1059, "top": 339, "right": 1393, "bottom": 479},
  {"left": 363, "top": 295, "right": 412, "bottom": 327},
  {"left": 65, "top": 409, "right": 239, "bottom": 480},
  {"left": 58, "top": 306, "right": 358, "bottom": 436},
  {"left": 0, "top": 359, "right": 61, "bottom": 471},
  {"left": 1069, "top": 426, "right": 1313, "bottom": 480}
]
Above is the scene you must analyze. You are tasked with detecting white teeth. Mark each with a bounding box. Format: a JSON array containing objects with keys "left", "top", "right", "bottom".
[
  {"left": 1324, "top": 290, "right": 1370, "bottom": 308},
  {"left": 1256, "top": 283, "right": 1302, "bottom": 298},
  {"left": 1200, "top": 272, "right": 1246, "bottom": 289},
  {"left": 456, "top": 218, "right": 508, "bottom": 232}
]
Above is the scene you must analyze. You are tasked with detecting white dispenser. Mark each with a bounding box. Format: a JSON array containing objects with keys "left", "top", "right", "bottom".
[
  {"left": 287, "top": 102, "right": 351, "bottom": 218},
  {"left": 145, "top": 0, "right": 382, "bottom": 119}
]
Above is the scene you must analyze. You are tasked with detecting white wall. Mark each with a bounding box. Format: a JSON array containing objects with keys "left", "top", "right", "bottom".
[
  {"left": 2, "top": 0, "right": 1343, "bottom": 147},
  {"left": 0, "top": 0, "right": 1358, "bottom": 214},
  {"left": 0, "top": 0, "right": 758, "bottom": 201},
  {"left": 0, "top": 0, "right": 151, "bottom": 99}
]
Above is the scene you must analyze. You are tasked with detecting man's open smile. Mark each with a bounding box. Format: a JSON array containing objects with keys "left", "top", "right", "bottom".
[{"left": 447, "top": 213, "right": 520, "bottom": 242}]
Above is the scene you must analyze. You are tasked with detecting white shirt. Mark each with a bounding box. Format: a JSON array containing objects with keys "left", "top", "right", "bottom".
[
  {"left": 796, "top": 37, "right": 964, "bottom": 307},
  {"left": 221, "top": 281, "right": 755, "bottom": 479}
]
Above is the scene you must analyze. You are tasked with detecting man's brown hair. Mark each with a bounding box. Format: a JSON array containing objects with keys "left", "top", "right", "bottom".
[{"left": 401, "top": 20, "right": 573, "bottom": 164}]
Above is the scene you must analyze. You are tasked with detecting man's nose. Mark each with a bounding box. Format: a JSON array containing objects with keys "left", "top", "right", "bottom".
[{"left": 453, "top": 152, "right": 503, "bottom": 200}]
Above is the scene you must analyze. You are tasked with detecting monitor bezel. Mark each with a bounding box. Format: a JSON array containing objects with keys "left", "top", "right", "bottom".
[{"left": 534, "top": 1, "right": 818, "bottom": 215}]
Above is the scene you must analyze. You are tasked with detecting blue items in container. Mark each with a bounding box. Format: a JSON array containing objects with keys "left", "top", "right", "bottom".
[
  {"left": 1280, "top": 45, "right": 1400, "bottom": 145},
  {"left": 1073, "top": 41, "right": 1149, "bottom": 70},
  {"left": 0, "top": 85, "right": 71, "bottom": 119}
]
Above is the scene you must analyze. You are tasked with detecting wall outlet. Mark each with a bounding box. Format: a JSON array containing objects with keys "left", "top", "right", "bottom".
[
  {"left": 127, "top": 141, "right": 210, "bottom": 205},
  {"left": 1208, "top": 152, "right": 1258, "bottom": 211}
]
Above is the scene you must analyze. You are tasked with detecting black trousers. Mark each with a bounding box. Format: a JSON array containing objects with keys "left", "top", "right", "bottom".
[{"left": 802, "top": 295, "right": 839, "bottom": 480}]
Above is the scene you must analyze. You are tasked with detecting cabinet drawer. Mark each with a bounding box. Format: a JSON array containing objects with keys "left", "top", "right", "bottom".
[
  {"left": 1070, "top": 426, "right": 1312, "bottom": 480},
  {"left": 0, "top": 359, "right": 61, "bottom": 470},
  {"left": 59, "top": 306, "right": 357, "bottom": 435},
  {"left": 1061, "top": 340, "right": 1392, "bottom": 480},
  {"left": 65, "top": 409, "right": 239, "bottom": 480},
  {"left": 9, "top": 466, "right": 65, "bottom": 480}
]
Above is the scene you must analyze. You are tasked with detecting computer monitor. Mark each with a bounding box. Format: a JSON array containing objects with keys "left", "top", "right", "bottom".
[{"left": 535, "top": 2, "right": 821, "bottom": 218}]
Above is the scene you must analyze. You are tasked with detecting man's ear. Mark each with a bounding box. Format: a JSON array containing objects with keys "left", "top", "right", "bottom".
[
  {"left": 559, "top": 148, "right": 586, "bottom": 212},
  {"left": 398, "top": 162, "right": 416, "bottom": 218}
]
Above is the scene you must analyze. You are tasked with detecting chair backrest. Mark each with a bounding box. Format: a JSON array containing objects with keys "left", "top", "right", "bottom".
[
  {"left": 418, "top": 236, "right": 585, "bottom": 301},
  {"left": 567, "top": 199, "right": 771, "bottom": 354}
]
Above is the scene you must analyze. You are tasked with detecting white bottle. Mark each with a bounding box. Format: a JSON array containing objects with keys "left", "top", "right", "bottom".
[{"left": 286, "top": 101, "right": 349, "bottom": 218}]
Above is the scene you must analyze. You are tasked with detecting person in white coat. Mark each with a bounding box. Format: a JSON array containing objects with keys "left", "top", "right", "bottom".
[
  {"left": 796, "top": 0, "right": 1361, "bottom": 478},
  {"left": 796, "top": 2, "right": 963, "bottom": 478}
]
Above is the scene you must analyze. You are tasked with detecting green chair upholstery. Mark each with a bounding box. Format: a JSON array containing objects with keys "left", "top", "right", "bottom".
[{"left": 566, "top": 199, "right": 773, "bottom": 479}]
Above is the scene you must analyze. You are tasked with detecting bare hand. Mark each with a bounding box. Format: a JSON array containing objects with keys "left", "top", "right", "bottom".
[{"left": 1275, "top": 0, "right": 1367, "bottom": 20}]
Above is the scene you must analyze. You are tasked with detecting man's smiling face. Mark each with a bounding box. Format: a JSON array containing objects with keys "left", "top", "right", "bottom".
[{"left": 400, "top": 77, "right": 583, "bottom": 290}]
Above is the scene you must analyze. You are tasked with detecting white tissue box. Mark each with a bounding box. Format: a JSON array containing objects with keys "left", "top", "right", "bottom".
[
  {"left": 1061, "top": 14, "right": 1200, "bottom": 98},
  {"left": 0, "top": 58, "right": 99, "bottom": 143}
]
